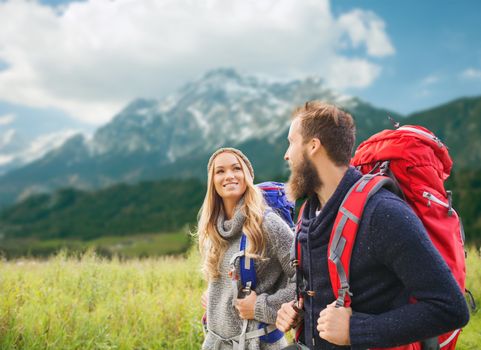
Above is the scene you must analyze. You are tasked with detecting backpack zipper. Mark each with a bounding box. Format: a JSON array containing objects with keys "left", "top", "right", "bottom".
[
  {"left": 399, "top": 126, "right": 445, "bottom": 148},
  {"left": 422, "top": 191, "right": 449, "bottom": 209}
]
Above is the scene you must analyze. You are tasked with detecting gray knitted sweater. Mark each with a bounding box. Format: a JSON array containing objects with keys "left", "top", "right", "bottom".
[{"left": 202, "top": 207, "right": 295, "bottom": 350}]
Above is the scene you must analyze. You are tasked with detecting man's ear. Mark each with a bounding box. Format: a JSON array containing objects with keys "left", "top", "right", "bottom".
[{"left": 308, "top": 137, "right": 322, "bottom": 156}]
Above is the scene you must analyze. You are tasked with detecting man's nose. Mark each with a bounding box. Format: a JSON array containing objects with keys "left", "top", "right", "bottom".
[{"left": 284, "top": 150, "right": 289, "bottom": 161}]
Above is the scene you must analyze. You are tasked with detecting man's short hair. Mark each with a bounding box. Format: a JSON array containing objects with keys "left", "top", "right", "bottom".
[{"left": 292, "top": 101, "right": 356, "bottom": 166}]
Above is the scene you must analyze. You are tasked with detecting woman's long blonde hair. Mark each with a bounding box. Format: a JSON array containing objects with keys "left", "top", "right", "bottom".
[{"left": 197, "top": 150, "right": 267, "bottom": 281}]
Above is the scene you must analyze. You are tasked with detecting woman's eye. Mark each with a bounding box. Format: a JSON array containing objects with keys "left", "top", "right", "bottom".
[{"left": 216, "top": 170, "right": 224, "bottom": 174}]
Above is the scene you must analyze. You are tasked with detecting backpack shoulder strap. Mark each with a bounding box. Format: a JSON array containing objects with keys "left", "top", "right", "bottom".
[
  {"left": 291, "top": 201, "right": 307, "bottom": 269},
  {"left": 237, "top": 233, "right": 285, "bottom": 344},
  {"left": 238, "top": 208, "right": 275, "bottom": 293},
  {"left": 239, "top": 233, "right": 257, "bottom": 292},
  {"left": 292, "top": 201, "right": 307, "bottom": 343},
  {"left": 328, "top": 174, "right": 394, "bottom": 308}
]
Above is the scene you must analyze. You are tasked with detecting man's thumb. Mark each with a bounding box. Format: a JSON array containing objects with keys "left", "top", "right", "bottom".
[{"left": 327, "top": 300, "right": 337, "bottom": 308}]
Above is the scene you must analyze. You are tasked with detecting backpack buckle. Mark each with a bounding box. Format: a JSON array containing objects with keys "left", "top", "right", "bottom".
[
  {"left": 336, "top": 287, "right": 353, "bottom": 307},
  {"left": 379, "top": 161, "right": 390, "bottom": 175},
  {"left": 242, "top": 286, "right": 252, "bottom": 295}
]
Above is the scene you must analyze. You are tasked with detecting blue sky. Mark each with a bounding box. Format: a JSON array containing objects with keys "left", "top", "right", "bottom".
[
  {"left": 332, "top": 0, "right": 481, "bottom": 114},
  {"left": 0, "top": 0, "right": 480, "bottom": 131}
]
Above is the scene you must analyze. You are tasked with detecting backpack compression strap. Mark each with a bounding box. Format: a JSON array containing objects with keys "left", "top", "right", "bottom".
[{"left": 328, "top": 174, "right": 394, "bottom": 308}]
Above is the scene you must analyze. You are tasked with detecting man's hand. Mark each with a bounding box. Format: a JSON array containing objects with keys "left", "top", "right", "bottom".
[
  {"left": 317, "top": 301, "right": 352, "bottom": 346},
  {"left": 276, "top": 299, "right": 303, "bottom": 332},
  {"left": 235, "top": 291, "right": 257, "bottom": 320}
]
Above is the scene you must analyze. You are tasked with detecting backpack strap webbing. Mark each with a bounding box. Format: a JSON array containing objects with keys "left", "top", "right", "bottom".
[
  {"left": 328, "top": 174, "right": 394, "bottom": 308},
  {"left": 291, "top": 201, "right": 307, "bottom": 342},
  {"left": 239, "top": 234, "right": 256, "bottom": 293}
]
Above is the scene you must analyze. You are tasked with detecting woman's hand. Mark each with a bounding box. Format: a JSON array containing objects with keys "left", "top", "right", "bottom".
[
  {"left": 235, "top": 291, "right": 257, "bottom": 320},
  {"left": 201, "top": 290, "right": 208, "bottom": 310}
]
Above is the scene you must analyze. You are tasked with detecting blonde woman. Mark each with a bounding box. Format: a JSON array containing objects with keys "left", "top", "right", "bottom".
[{"left": 198, "top": 147, "right": 295, "bottom": 350}]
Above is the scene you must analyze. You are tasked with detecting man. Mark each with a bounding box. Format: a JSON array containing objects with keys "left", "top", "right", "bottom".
[{"left": 275, "top": 101, "right": 469, "bottom": 349}]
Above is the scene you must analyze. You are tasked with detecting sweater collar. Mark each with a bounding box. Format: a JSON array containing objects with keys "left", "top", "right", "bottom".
[
  {"left": 300, "top": 166, "right": 362, "bottom": 240},
  {"left": 216, "top": 198, "right": 246, "bottom": 240}
]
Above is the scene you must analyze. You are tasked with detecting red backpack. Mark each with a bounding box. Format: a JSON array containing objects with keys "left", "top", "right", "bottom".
[{"left": 294, "top": 125, "right": 467, "bottom": 349}]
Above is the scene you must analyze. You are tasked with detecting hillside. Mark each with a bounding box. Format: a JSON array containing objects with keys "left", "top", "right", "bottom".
[
  {"left": 0, "top": 178, "right": 205, "bottom": 240},
  {"left": 405, "top": 96, "right": 481, "bottom": 170}
]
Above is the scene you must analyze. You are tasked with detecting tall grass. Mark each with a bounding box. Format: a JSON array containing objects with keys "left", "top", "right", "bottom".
[
  {"left": 0, "top": 247, "right": 479, "bottom": 349},
  {"left": 0, "top": 249, "right": 205, "bottom": 349},
  {"left": 457, "top": 246, "right": 481, "bottom": 349}
]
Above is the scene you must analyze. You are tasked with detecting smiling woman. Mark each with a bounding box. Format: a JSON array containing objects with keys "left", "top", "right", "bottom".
[
  {"left": 196, "top": 147, "right": 295, "bottom": 350},
  {"left": 212, "top": 152, "right": 247, "bottom": 210}
]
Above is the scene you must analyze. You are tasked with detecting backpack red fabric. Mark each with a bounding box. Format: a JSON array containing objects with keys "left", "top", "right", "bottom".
[
  {"left": 351, "top": 125, "right": 466, "bottom": 291},
  {"left": 348, "top": 125, "right": 466, "bottom": 349}
]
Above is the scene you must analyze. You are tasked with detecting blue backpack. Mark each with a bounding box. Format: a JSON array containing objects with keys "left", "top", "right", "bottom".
[
  {"left": 237, "top": 182, "right": 295, "bottom": 343},
  {"left": 256, "top": 182, "right": 295, "bottom": 229}
]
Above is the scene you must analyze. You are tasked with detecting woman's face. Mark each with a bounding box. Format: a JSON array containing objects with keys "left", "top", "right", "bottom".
[{"left": 213, "top": 152, "right": 247, "bottom": 202}]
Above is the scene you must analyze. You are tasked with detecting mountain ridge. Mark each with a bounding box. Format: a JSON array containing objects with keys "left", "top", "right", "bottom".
[{"left": 0, "top": 68, "right": 401, "bottom": 207}]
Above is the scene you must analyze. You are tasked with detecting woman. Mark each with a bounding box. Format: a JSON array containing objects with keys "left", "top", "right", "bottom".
[{"left": 197, "top": 147, "right": 295, "bottom": 350}]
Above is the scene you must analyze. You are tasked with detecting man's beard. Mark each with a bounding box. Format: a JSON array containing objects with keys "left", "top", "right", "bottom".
[{"left": 286, "top": 151, "right": 322, "bottom": 202}]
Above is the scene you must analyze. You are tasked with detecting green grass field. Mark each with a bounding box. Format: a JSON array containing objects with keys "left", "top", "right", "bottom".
[
  {"left": 0, "top": 247, "right": 479, "bottom": 349},
  {"left": 0, "top": 231, "right": 191, "bottom": 259}
]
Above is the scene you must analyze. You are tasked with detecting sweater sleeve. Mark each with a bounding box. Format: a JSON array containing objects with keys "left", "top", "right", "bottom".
[
  {"left": 349, "top": 196, "right": 470, "bottom": 349},
  {"left": 254, "top": 212, "right": 296, "bottom": 325}
]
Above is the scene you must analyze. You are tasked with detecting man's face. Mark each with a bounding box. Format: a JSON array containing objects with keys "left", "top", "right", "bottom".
[
  {"left": 284, "top": 118, "right": 322, "bottom": 201},
  {"left": 284, "top": 118, "right": 304, "bottom": 171}
]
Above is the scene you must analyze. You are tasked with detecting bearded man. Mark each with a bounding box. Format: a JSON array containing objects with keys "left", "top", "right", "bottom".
[{"left": 275, "top": 101, "right": 469, "bottom": 350}]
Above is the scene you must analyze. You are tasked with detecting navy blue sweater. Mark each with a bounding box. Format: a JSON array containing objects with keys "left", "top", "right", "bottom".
[{"left": 298, "top": 167, "right": 469, "bottom": 350}]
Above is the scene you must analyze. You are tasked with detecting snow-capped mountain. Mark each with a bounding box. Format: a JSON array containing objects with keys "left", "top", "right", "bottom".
[
  {"left": 89, "top": 68, "right": 356, "bottom": 161},
  {"left": 0, "top": 110, "right": 93, "bottom": 175},
  {"left": 0, "top": 126, "right": 82, "bottom": 175},
  {"left": 0, "top": 68, "right": 400, "bottom": 207}
]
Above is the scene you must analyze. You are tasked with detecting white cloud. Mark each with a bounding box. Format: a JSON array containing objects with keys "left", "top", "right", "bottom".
[
  {"left": 0, "top": 154, "right": 14, "bottom": 166},
  {"left": 0, "top": 129, "right": 16, "bottom": 149},
  {"left": 0, "top": 0, "right": 395, "bottom": 125},
  {"left": 338, "top": 9, "right": 395, "bottom": 57},
  {"left": 0, "top": 113, "right": 16, "bottom": 126},
  {"left": 421, "top": 75, "right": 441, "bottom": 86},
  {"left": 460, "top": 68, "right": 481, "bottom": 80},
  {"left": 325, "top": 57, "right": 382, "bottom": 89}
]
